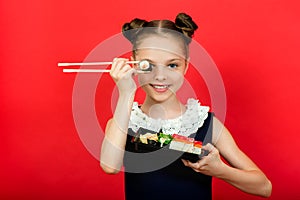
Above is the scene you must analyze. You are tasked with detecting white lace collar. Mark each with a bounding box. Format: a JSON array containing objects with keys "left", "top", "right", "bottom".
[{"left": 128, "top": 98, "right": 210, "bottom": 137}]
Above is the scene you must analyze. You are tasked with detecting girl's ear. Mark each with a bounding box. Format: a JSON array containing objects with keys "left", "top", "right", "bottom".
[{"left": 184, "top": 57, "right": 190, "bottom": 75}]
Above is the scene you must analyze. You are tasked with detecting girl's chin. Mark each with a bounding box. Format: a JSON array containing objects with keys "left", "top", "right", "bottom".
[{"left": 148, "top": 91, "right": 176, "bottom": 103}]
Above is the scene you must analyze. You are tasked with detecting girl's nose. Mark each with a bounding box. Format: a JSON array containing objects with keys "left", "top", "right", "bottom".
[{"left": 153, "top": 65, "right": 167, "bottom": 81}]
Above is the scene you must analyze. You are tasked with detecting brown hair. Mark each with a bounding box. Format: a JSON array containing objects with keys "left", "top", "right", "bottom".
[{"left": 122, "top": 13, "right": 198, "bottom": 58}]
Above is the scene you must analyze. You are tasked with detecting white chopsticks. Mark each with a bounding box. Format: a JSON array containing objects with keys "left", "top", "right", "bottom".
[
  {"left": 58, "top": 60, "right": 151, "bottom": 73},
  {"left": 62, "top": 69, "right": 111, "bottom": 73},
  {"left": 58, "top": 61, "right": 139, "bottom": 67}
]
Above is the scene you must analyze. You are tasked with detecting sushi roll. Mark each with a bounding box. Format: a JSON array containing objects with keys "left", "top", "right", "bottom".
[
  {"left": 169, "top": 134, "right": 188, "bottom": 152},
  {"left": 182, "top": 137, "right": 194, "bottom": 153},
  {"left": 192, "top": 141, "right": 202, "bottom": 154},
  {"left": 169, "top": 134, "right": 203, "bottom": 155},
  {"left": 138, "top": 60, "right": 152, "bottom": 72}
]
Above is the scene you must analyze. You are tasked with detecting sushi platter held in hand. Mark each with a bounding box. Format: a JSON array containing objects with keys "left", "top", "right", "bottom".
[{"left": 130, "top": 130, "right": 208, "bottom": 162}]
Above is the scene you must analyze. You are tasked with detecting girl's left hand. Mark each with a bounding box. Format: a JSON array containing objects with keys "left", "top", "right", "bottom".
[{"left": 182, "top": 143, "right": 226, "bottom": 177}]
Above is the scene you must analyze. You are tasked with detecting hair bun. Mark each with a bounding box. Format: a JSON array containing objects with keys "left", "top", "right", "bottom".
[
  {"left": 175, "top": 13, "right": 198, "bottom": 38},
  {"left": 122, "top": 18, "right": 148, "bottom": 43}
]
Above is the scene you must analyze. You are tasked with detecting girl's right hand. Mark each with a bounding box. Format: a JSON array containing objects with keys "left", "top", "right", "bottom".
[{"left": 110, "top": 58, "right": 137, "bottom": 94}]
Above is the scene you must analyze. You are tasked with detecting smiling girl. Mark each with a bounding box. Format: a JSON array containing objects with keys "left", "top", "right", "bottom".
[{"left": 100, "top": 13, "right": 272, "bottom": 200}]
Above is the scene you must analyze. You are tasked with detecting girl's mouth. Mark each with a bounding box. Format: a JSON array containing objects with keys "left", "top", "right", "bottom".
[{"left": 150, "top": 84, "right": 170, "bottom": 92}]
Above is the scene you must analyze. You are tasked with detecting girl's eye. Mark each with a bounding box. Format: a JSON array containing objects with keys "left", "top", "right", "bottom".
[
  {"left": 149, "top": 63, "right": 155, "bottom": 68},
  {"left": 168, "top": 63, "right": 178, "bottom": 69}
]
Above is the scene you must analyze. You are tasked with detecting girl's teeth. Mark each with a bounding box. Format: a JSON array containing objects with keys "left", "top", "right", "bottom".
[{"left": 153, "top": 85, "right": 167, "bottom": 89}]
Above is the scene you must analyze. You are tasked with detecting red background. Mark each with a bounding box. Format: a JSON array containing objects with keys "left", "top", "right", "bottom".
[{"left": 1, "top": 0, "right": 299, "bottom": 199}]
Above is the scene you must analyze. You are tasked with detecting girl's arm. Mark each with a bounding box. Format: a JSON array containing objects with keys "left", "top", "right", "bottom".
[
  {"left": 182, "top": 117, "right": 272, "bottom": 197},
  {"left": 100, "top": 58, "right": 137, "bottom": 174}
]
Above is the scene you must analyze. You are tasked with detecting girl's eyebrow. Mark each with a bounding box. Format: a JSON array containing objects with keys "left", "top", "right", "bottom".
[
  {"left": 141, "top": 58, "right": 184, "bottom": 63},
  {"left": 142, "top": 58, "right": 154, "bottom": 63},
  {"left": 166, "top": 58, "right": 183, "bottom": 62}
]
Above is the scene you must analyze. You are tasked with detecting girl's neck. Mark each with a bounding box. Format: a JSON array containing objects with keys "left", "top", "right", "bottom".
[{"left": 140, "top": 95, "right": 186, "bottom": 120}]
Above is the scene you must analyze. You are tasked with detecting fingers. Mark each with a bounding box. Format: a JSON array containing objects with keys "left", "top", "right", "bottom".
[
  {"left": 110, "top": 58, "right": 136, "bottom": 81},
  {"left": 202, "top": 143, "right": 219, "bottom": 156},
  {"left": 181, "top": 159, "right": 204, "bottom": 173},
  {"left": 124, "top": 67, "right": 138, "bottom": 78},
  {"left": 110, "top": 58, "right": 127, "bottom": 77},
  {"left": 181, "top": 143, "right": 221, "bottom": 173},
  {"left": 181, "top": 159, "right": 188, "bottom": 166}
]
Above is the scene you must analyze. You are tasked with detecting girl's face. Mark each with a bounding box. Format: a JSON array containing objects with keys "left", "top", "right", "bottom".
[{"left": 135, "top": 35, "right": 188, "bottom": 103}]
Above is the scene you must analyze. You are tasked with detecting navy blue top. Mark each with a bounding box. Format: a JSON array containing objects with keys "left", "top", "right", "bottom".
[{"left": 124, "top": 113, "right": 213, "bottom": 200}]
